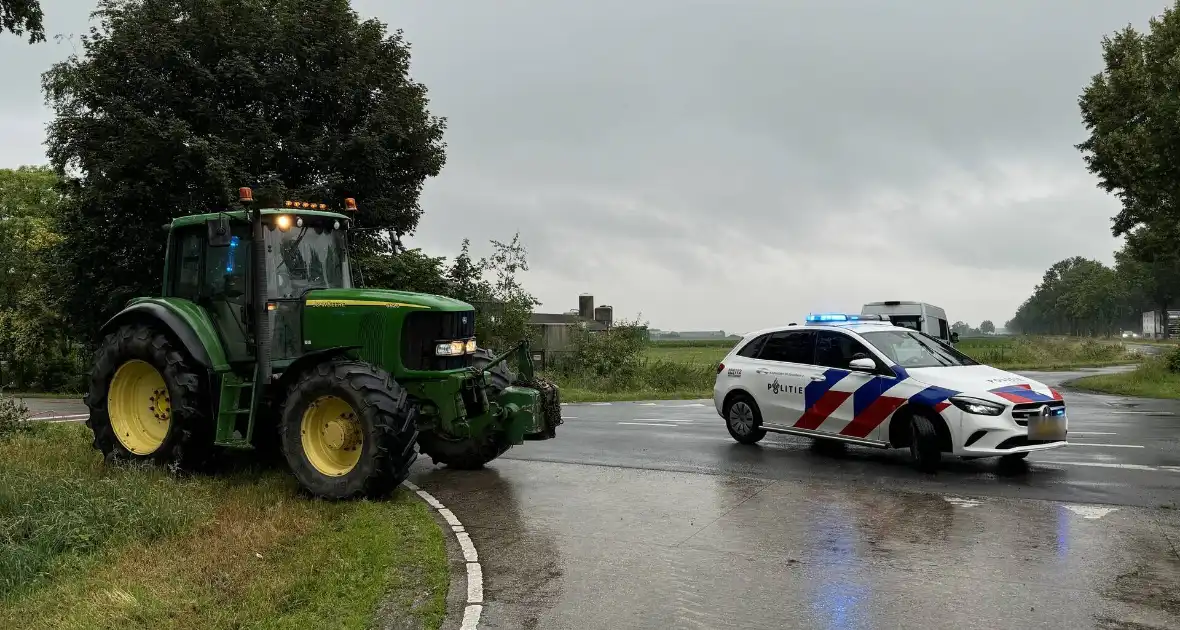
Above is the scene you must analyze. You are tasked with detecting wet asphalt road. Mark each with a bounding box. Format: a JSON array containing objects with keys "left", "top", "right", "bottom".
[{"left": 20, "top": 367, "right": 1180, "bottom": 629}]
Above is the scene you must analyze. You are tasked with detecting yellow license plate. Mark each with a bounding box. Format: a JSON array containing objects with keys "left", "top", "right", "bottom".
[{"left": 1028, "top": 415, "right": 1066, "bottom": 441}]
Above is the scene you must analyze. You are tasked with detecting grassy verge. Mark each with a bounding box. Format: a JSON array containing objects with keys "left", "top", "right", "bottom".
[
  {"left": 1067, "top": 357, "right": 1180, "bottom": 399},
  {"left": 0, "top": 423, "right": 448, "bottom": 630},
  {"left": 551, "top": 336, "right": 1142, "bottom": 403}
]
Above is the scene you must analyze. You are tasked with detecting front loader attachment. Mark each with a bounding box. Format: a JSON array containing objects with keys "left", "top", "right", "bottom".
[{"left": 480, "top": 339, "right": 563, "bottom": 441}]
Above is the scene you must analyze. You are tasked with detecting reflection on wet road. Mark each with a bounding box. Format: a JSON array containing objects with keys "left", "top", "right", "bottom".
[
  {"left": 410, "top": 459, "right": 1180, "bottom": 629},
  {"left": 406, "top": 369, "right": 1180, "bottom": 629}
]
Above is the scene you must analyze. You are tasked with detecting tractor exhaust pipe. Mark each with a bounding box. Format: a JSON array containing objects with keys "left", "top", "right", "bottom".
[{"left": 240, "top": 187, "right": 271, "bottom": 385}]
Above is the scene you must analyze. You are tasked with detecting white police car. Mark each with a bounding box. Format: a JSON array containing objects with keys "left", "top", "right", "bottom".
[{"left": 713, "top": 313, "right": 1068, "bottom": 471}]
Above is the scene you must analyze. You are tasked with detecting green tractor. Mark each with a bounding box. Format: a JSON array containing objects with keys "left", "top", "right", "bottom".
[{"left": 83, "top": 187, "right": 561, "bottom": 499}]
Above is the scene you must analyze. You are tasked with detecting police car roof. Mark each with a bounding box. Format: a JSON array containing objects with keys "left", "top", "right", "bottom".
[{"left": 738, "top": 320, "right": 902, "bottom": 340}]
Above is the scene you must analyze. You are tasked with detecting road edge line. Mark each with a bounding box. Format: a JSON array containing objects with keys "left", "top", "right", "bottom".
[{"left": 404, "top": 480, "right": 483, "bottom": 630}]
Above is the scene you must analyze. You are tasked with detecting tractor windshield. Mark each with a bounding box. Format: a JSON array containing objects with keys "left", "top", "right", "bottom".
[{"left": 265, "top": 219, "right": 351, "bottom": 299}]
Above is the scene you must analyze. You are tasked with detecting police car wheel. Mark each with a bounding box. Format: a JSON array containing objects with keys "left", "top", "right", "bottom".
[
  {"left": 725, "top": 396, "right": 766, "bottom": 444},
  {"left": 908, "top": 412, "right": 941, "bottom": 472}
]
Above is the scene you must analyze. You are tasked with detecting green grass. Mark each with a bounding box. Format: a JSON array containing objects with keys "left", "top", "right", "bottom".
[
  {"left": 0, "top": 423, "right": 448, "bottom": 630},
  {"left": 1067, "top": 357, "right": 1180, "bottom": 399}
]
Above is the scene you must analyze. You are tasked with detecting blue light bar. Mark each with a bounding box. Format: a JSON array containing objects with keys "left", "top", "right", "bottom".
[
  {"left": 805, "top": 313, "right": 887, "bottom": 323},
  {"left": 807, "top": 313, "right": 851, "bottom": 322}
]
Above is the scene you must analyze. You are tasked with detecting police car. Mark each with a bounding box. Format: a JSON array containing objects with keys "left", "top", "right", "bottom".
[{"left": 713, "top": 313, "right": 1068, "bottom": 471}]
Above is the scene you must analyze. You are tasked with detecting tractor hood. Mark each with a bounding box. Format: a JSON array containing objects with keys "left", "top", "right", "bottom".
[{"left": 303, "top": 288, "right": 474, "bottom": 312}]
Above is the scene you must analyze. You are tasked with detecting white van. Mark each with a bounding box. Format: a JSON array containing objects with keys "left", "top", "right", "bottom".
[{"left": 861, "top": 301, "right": 957, "bottom": 345}]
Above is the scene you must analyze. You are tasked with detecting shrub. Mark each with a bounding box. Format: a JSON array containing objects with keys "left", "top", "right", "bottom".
[
  {"left": 0, "top": 391, "right": 31, "bottom": 439},
  {"left": 1165, "top": 346, "right": 1180, "bottom": 373}
]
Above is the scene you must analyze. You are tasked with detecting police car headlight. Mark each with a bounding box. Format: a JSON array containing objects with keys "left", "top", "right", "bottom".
[{"left": 949, "top": 396, "right": 1005, "bottom": 416}]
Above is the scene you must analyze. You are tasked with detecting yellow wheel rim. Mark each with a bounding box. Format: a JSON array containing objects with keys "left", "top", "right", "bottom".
[
  {"left": 300, "top": 395, "right": 363, "bottom": 477},
  {"left": 107, "top": 359, "right": 172, "bottom": 455}
]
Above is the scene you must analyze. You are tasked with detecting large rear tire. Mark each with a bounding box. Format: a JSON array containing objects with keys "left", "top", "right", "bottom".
[
  {"left": 278, "top": 359, "right": 418, "bottom": 499},
  {"left": 417, "top": 348, "right": 514, "bottom": 470},
  {"left": 84, "top": 322, "right": 213, "bottom": 471}
]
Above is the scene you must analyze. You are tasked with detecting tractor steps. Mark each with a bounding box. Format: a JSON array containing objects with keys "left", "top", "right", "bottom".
[{"left": 215, "top": 371, "right": 259, "bottom": 446}]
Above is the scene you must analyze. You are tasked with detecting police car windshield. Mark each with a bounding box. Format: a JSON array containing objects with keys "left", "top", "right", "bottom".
[{"left": 859, "top": 330, "right": 979, "bottom": 368}]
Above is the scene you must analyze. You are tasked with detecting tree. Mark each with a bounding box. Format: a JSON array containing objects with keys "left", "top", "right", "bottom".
[
  {"left": 1115, "top": 221, "right": 1180, "bottom": 337},
  {"left": 42, "top": 0, "right": 446, "bottom": 343},
  {"left": 1, "top": 0, "right": 43, "bottom": 43},
  {"left": 451, "top": 235, "right": 542, "bottom": 352},
  {"left": 0, "top": 166, "right": 85, "bottom": 391},
  {"left": 979, "top": 320, "right": 995, "bottom": 334},
  {"left": 951, "top": 321, "right": 973, "bottom": 336}
]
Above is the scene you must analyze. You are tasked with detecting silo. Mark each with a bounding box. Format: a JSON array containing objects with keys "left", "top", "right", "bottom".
[
  {"left": 594, "top": 305, "right": 613, "bottom": 327},
  {"left": 579, "top": 294, "right": 594, "bottom": 320}
]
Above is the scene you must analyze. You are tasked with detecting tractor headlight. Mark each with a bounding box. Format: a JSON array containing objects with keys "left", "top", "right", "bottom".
[
  {"left": 435, "top": 338, "right": 477, "bottom": 357},
  {"left": 949, "top": 396, "right": 1005, "bottom": 416},
  {"left": 435, "top": 341, "right": 466, "bottom": 357}
]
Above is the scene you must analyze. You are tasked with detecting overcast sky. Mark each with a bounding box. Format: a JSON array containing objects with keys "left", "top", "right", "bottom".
[{"left": 1, "top": 1, "right": 1168, "bottom": 333}]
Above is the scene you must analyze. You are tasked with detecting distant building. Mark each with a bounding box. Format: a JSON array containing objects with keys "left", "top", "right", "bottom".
[{"left": 529, "top": 294, "right": 629, "bottom": 356}]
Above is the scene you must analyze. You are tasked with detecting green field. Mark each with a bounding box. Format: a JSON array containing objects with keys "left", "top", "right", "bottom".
[{"left": 0, "top": 423, "right": 448, "bottom": 630}]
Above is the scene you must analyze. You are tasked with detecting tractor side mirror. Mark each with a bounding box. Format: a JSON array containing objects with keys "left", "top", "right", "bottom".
[{"left": 207, "top": 216, "right": 233, "bottom": 247}]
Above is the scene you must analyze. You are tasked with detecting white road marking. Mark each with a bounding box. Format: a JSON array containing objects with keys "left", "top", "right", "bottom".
[
  {"left": 1066, "top": 443, "right": 1145, "bottom": 449},
  {"left": 943, "top": 496, "right": 981, "bottom": 508},
  {"left": 402, "top": 480, "right": 484, "bottom": 630},
  {"left": 1063, "top": 504, "right": 1119, "bottom": 519},
  {"left": 456, "top": 532, "right": 479, "bottom": 562},
  {"left": 1162, "top": 466, "right": 1180, "bottom": 474},
  {"left": 1069, "top": 432, "right": 1117, "bottom": 436},
  {"left": 631, "top": 418, "right": 694, "bottom": 423},
  {"left": 1110, "top": 410, "right": 1174, "bottom": 415},
  {"left": 617, "top": 422, "right": 679, "bottom": 427},
  {"left": 460, "top": 605, "right": 483, "bottom": 630},
  {"left": 30, "top": 412, "right": 89, "bottom": 420},
  {"left": 1042, "top": 461, "right": 1158, "bottom": 471},
  {"left": 589, "top": 402, "right": 613, "bottom": 406},
  {"left": 438, "top": 508, "right": 462, "bottom": 528},
  {"left": 561, "top": 416, "right": 578, "bottom": 420}
]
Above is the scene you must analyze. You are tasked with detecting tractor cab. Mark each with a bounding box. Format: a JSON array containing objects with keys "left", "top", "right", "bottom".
[{"left": 165, "top": 202, "right": 353, "bottom": 366}]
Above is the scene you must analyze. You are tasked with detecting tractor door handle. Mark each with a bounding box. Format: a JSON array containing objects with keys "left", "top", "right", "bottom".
[{"left": 810, "top": 376, "right": 826, "bottom": 382}]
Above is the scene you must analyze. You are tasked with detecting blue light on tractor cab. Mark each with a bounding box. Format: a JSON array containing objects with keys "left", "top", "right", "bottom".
[{"left": 226, "top": 236, "right": 240, "bottom": 273}]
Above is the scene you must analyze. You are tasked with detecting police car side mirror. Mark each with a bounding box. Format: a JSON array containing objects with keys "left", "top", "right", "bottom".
[
  {"left": 950, "top": 332, "right": 960, "bottom": 344},
  {"left": 849, "top": 357, "right": 876, "bottom": 372}
]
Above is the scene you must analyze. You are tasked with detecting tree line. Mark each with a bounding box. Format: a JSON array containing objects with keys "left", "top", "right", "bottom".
[{"left": 1008, "top": 1, "right": 1180, "bottom": 339}]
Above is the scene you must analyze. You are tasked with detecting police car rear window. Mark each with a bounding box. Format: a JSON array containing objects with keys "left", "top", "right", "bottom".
[
  {"left": 736, "top": 334, "right": 768, "bottom": 358},
  {"left": 758, "top": 331, "right": 815, "bottom": 364}
]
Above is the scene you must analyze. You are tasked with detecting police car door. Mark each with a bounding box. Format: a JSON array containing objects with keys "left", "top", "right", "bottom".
[
  {"left": 748, "top": 329, "right": 817, "bottom": 426},
  {"left": 807, "top": 330, "right": 894, "bottom": 441}
]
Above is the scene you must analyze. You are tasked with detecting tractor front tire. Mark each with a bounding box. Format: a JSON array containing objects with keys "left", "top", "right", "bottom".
[
  {"left": 417, "top": 348, "right": 513, "bottom": 470},
  {"left": 84, "top": 322, "right": 213, "bottom": 471},
  {"left": 278, "top": 359, "right": 418, "bottom": 499}
]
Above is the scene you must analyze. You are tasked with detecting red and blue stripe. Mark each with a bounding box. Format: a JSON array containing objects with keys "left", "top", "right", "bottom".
[{"left": 987, "top": 384, "right": 1062, "bottom": 404}]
